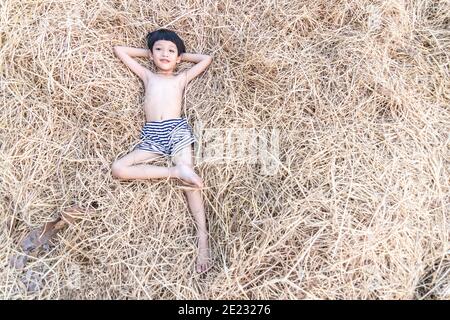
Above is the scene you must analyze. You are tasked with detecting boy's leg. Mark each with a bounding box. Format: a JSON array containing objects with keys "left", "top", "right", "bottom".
[
  {"left": 111, "top": 149, "right": 176, "bottom": 180},
  {"left": 172, "top": 145, "right": 211, "bottom": 273}
]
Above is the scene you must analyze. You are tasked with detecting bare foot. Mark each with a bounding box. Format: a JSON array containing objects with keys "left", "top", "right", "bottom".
[
  {"left": 172, "top": 164, "right": 204, "bottom": 188},
  {"left": 196, "top": 236, "right": 212, "bottom": 273},
  {"left": 196, "top": 247, "right": 212, "bottom": 274}
]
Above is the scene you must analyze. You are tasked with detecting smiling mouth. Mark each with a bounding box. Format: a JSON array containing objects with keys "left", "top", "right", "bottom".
[{"left": 160, "top": 59, "right": 170, "bottom": 63}]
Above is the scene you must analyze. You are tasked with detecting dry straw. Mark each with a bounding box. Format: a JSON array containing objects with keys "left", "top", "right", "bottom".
[{"left": 1, "top": 0, "right": 449, "bottom": 299}]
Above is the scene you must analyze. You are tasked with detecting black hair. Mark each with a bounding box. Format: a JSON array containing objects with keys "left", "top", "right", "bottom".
[{"left": 146, "top": 28, "right": 186, "bottom": 56}]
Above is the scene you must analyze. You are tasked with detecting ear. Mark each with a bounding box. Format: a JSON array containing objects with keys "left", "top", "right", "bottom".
[
  {"left": 176, "top": 55, "right": 181, "bottom": 63},
  {"left": 149, "top": 50, "right": 154, "bottom": 61}
]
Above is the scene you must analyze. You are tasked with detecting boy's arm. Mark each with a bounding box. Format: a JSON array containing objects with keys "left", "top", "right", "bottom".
[
  {"left": 113, "top": 46, "right": 151, "bottom": 83},
  {"left": 181, "top": 53, "right": 213, "bottom": 85}
]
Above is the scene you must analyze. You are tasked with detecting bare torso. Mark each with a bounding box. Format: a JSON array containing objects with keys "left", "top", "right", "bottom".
[{"left": 143, "top": 71, "right": 186, "bottom": 121}]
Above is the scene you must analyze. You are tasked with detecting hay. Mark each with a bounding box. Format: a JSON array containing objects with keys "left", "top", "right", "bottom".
[{"left": 1, "top": 0, "right": 449, "bottom": 299}]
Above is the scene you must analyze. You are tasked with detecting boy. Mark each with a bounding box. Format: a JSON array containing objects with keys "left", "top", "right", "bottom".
[{"left": 111, "top": 29, "right": 212, "bottom": 273}]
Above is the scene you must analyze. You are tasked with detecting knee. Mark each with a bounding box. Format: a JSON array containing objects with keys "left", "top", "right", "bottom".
[
  {"left": 187, "top": 165, "right": 204, "bottom": 184},
  {"left": 111, "top": 161, "right": 126, "bottom": 179}
]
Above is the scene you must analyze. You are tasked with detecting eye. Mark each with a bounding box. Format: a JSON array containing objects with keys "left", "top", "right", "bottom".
[{"left": 170, "top": 50, "right": 174, "bottom": 53}]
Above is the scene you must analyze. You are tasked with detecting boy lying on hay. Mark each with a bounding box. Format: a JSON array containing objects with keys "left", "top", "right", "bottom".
[{"left": 111, "top": 29, "right": 213, "bottom": 274}]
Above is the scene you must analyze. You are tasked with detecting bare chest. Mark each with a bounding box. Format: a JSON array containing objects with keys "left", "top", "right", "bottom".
[{"left": 144, "top": 75, "right": 184, "bottom": 100}]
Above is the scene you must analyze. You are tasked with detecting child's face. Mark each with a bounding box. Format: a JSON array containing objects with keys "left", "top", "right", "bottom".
[{"left": 149, "top": 40, "right": 181, "bottom": 72}]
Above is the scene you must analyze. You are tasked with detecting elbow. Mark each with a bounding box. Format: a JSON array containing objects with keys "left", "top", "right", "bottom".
[{"left": 113, "top": 46, "right": 122, "bottom": 54}]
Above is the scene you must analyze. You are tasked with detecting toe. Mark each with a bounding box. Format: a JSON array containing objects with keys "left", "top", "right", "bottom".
[{"left": 197, "top": 262, "right": 204, "bottom": 273}]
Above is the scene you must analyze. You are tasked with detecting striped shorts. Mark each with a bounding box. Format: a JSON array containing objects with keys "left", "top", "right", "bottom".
[{"left": 133, "top": 117, "right": 197, "bottom": 157}]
